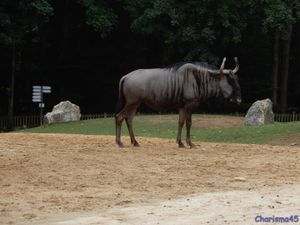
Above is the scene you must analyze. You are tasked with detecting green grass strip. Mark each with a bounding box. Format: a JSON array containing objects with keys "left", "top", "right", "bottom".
[{"left": 20, "top": 115, "right": 300, "bottom": 144}]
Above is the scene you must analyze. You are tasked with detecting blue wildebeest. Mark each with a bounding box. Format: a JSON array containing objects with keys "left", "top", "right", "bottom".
[{"left": 115, "top": 57, "right": 241, "bottom": 148}]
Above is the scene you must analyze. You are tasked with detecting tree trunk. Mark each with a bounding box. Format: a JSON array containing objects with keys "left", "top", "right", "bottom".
[
  {"left": 7, "top": 41, "right": 16, "bottom": 130},
  {"left": 280, "top": 24, "right": 293, "bottom": 113},
  {"left": 294, "top": 20, "right": 300, "bottom": 111},
  {"left": 272, "top": 31, "right": 279, "bottom": 106}
]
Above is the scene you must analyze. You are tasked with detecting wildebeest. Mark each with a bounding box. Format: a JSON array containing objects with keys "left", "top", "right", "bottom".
[{"left": 115, "top": 57, "right": 241, "bottom": 148}]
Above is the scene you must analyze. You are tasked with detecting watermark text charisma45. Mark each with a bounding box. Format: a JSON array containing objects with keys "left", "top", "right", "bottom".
[{"left": 255, "top": 215, "right": 299, "bottom": 223}]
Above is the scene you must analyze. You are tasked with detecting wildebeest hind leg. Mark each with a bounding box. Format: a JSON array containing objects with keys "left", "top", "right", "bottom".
[
  {"left": 186, "top": 111, "right": 196, "bottom": 148},
  {"left": 125, "top": 106, "right": 139, "bottom": 147},
  {"left": 177, "top": 108, "right": 186, "bottom": 148},
  {"left": 115, "top": 111, "right": 125, "bottom": 147}
]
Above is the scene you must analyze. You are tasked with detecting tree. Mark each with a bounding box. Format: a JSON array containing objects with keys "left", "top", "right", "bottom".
[
  {"left": 1, "top": 0, "right": 299, "bottom": 117},
  {"left": 262, "top": 0, "right": 300, "bottom": 112},
  {"left": 294, "top": 21, "right": 300, "bottom": 111},
  {"left": 53, "top": 0, "right": 118, "bottom": 64},
  {"left": 0, "top": 0, "right": 53, "bottom": 129},
  {"left": 124, "top": 0, "right": 255, "bottom": 63},
  {"left": 78, "top": 0, "right": 118, "bottom": 37}
]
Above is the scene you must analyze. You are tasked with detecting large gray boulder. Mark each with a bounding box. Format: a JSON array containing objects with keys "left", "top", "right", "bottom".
[
  {"left": 244, "top": 98, "right": 274, "bottom": 126},
  {"left": 44, "top": 101, "right": 81, "bottom": 124}
]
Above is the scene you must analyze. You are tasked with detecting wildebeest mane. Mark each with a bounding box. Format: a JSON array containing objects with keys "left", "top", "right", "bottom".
[{"left": 164, "top": 61, "right": 217, "bottom": 71}]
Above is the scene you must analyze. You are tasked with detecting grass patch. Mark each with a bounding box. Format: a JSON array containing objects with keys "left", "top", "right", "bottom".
[
  {"left": 21, "top": 114, "right": 300, "bottom": 144},
  {"left": 191, "top": 123, "right": 300, "bottom": 144}
]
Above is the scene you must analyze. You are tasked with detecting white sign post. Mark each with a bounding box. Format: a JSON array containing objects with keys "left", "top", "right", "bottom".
[{"left": 32, "top": 85, "right": 51, "bottom": 126}]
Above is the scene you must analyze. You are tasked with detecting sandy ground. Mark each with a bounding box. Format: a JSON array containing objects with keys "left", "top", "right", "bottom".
[{"left": 1, "top": 133, "right": 300, "bottom": 225}]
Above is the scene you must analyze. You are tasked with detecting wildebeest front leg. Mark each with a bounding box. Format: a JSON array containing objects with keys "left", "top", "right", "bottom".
[
  {"left": 177, "top": 108, "right": 186, "bottom": 148},
  {"left": 186, "top": 110, "right": 196, "bottom": 148},
  {"left": 125, "top": 107, "right": 139, "bottom": 147},
  {"left": 115, "top": 111, "right": 125, "bottom": 147}
]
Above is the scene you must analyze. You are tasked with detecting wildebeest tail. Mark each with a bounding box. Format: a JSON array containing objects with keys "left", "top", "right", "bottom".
[{"left": 115, "top": 76, "right": 126, "bottom": 114}]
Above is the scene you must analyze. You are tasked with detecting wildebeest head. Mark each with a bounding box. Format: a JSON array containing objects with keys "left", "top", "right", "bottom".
[{"left": 213, "top": 57, "right": 241, "bottom": 104}]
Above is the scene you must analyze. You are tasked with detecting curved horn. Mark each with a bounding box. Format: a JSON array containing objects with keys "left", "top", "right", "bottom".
[
  {"left": 220, "top": 57, "right": 226, "bottom": 74},
  {"left": 232, "top": 57, "right": 239, "bottom": 73}
]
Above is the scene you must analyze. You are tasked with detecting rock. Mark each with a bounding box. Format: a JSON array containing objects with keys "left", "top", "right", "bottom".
[
  {"left": 44, "top": 101, "right": 81, "bottom": 124},
  {"left": 244, "top": 98, "right": 274, "bottom": 126},
  {"left": 233, "top": 177, "right": 246, "bottom": 182}
]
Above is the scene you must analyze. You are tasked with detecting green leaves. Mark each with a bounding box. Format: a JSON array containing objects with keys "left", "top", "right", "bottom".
[
  {"left": 78, "top": 0, "right": 118, "bottom": 37},
  {"left": 123, "top": 0, "right": 253, "bottom": 62},
  {"left": 262, "top": 0, "right": 300, "bottom": 38},
  {"left": 30, "top": 0, "right": 53, "bottom": 17},
  {"left": 0, "top": 0, "right": 53, "bottom": 45}
]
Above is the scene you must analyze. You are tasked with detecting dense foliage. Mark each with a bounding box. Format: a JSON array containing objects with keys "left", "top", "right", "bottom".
[{"left": 1, "top": 0, "right": 300, "bottom": 119}]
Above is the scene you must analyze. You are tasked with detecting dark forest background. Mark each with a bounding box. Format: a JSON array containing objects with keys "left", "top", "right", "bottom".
[{"left": 1, "top": 0, "right": 300, "bottom": 120}]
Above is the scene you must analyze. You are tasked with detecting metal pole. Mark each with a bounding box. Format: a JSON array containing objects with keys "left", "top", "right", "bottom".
[
  {"left": 40, "top": 92, "right": 43, "bottom": 126},
  {"left": 40, "top": 105, "right": 43, "bottom": 126}
]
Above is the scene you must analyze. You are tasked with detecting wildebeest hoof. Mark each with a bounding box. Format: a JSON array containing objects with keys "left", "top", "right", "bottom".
[
  {"left": 178, "top": 143, "right": 185, "bottom": 148},
  {"left": 186, "top": 140, "right": 196, "bottom": 149},
  {"left": 117, "top": 142, "right": 125, "bottom": 148},
  {"left": 133, "top": 142, "right": 140, "bottom": 147},
  {"left": 189, "top": 144, "right": 197, "bottom": 149}
]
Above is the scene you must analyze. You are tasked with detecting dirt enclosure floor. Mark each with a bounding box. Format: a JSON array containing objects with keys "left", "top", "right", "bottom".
[{"left": 1, "top": 133, "right": 300, "bottom": 225}]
